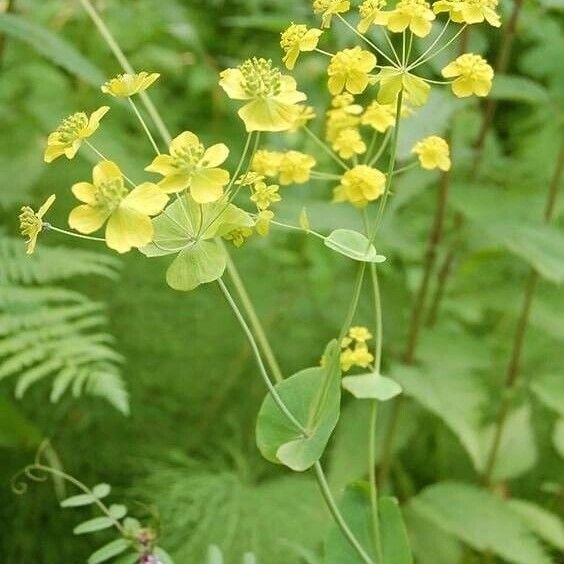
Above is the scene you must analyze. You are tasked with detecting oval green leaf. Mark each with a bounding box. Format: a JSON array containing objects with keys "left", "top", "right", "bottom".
[
  {"left": 87, "top": 538, "right": 130, "bottom": 564},
  {"left": 342, "top": 374, "right": 402, "bottom": 401},
  {"left": 74, "top": 516, "right": 114, "bottom": 535},
  {"left": 379, "top": 496, "right": 414, "bottom": 564},
  {"left": 324, "top": 229, "right": 386, "bottom": 263}
]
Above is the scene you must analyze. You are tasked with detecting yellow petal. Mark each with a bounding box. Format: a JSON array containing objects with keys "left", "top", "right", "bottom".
[
  {"left": 238, "top": 99, "right": 298, "bottom": 132},
  {"left": 170, "top": 131, "right": 200, "bottom": 154},
  {"left": 69, "top": 205, "right": 110, "bottom": 234},
  {"left": 441, "top": 62, "right": 460, "bottom": 78},
  {"left": 93, "top": 160, "right": 123, "bottom": 186},
  {"left": 158, "top": 174, "right": 190, "bottom": 193},
  {"left": 190, "top": 169, "right": 230, "bottom": 203},
  {"left": 71, "top": 182, "right": 97, "bottom": 205},
  {"left": 37, "top": 194, "right": 56, "bottom": 219},
  {"left": 63, "top": 140, "right": 81, "bottom": 160},
  {"left": 44, "top": 143, "right": 66, "bottom": 163},
  {"left": 202, "top": 143, "right": 229, "bottom": 168},
  {"left": 122, "top": 182, "right": 169, "bottom": 215},
  {"left": 105, "top": 207, "right": 154, "bottom": 253},
  {"left": 84, "top": 106, "right": 110, "bottom": 136},
  {"left": 218, "top": 68, "right": 250, "bottom": 100},
  {"left": 452, "top": 77, "right": 474, "bottom": 97},
  {"left": 145, "top": 154, "right": 177, "bottom": 176}
]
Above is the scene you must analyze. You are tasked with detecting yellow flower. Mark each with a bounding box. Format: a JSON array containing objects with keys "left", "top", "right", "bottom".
[
  {"left": 412, "top": 136, "right": 451, "bottom": 171},
  {"left": 358, "top": 0, "right": 390, "bottom": 33},
  {"left": 101, "top": 72, "right": 160, "bottom": 97},
  {"left": 251, "top": 150, "right": 284, "bottom": 177},
  {"left": 280, "top": 24, "right": 323, "bottom": 70},
  {"left": 340, "top": 343, "right": 374, "bottom": 372},
  {"left": 18, "top": 195, "right": 56, "bottom": 255},
  {"left": 331, "top": 93, "right": 364, "bottom": 114},
  {"left": 361, "top": 101, "right": 396, "bottom": 132},
  {"left": 236, "top": 172, "right": 265, "bottom": 187},
  {"left": 256, "top": 210, "right": 275, "bottom": 236},
  {"left": 223, "top": 227, "right": 254, "bottom": 247},
  {"left": 145, "top": 131, "right": 230, "bottom": 203},
  {"left": 332, "top": 128, "right": 367, "bottom": 159},
  {"left": 328, "top": 47, "right": 377, "bottom": 95},
  {"left": 44, "top": 106, "right": 109, "bottom": 163},
  {"left": 376, "top": 67, "right": 430, "bottom": 107},
  {"left": 442, "top": 53, "right": 494, "bottom": 97},
  {"left": 313, "top": 0, "right": 351, "bottom": 28},
  {"left": 289, "top": 105, "right": 317, "bottom": 132},
  {"left": 326, "top": 108, "right": 361, "bottom": 145},
  {"left": 250, "top": 182, "right": 281, "bottom": 210},
  {"left": 387, "top": 0, "right": 435, "bottom": 37},
  {"left": 219, "top": 58, "right": 307, "bottom": 132},
  {"left": 333, "top": 165, "right": 386, "bottom": 207},
  {"left": 433, "top": 0, "right": 501, "bottom": 27},
  {"left": 278, "top": 151, "right": 316, "bottom": 185},
  {"left": 68, "top": 161, "right": 168, "bottom": 254},
  {"left": 349, "top": 326, "right": 373, "bottom": 342}
]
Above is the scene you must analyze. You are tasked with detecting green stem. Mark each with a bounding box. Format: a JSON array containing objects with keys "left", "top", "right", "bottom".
[
  {"left": 303, "top": 125, "right": 349, "bottom": 170},
  {"left": 44, "top": 224, "right": 105, "bottom": 242},
  {"left": 408, "top": 24, "right": 466, "bottom": 71},
  {"left": 407, "top": 19, "right": 450, "bottom": 69},
  {"left": 339, "top": 263, "right": 367, "bottom": 343},
  {"left": 83, "top": 141, "right": 136, "bottom": 187},
  {"left": 218, "top": 277, "right": 305, "bottom": 431},
  {"left": 313, "top": 462, "right": 375, "bottom": 564},
  {"left": 128, "top": 98, "right": 161, "bottom": 155},
  {"left": 368, "top": 129, "right": 392, "bottom": 168},
  {"left": 368, "top": 400, "right": 383, "bottom": 563}
]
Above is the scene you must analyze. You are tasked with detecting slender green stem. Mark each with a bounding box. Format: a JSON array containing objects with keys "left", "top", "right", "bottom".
[
  {"left": 407, "top": 19, "right": 450, "bottom": 69},
  {"left": 270, "top": 219, "right": 326, "bottom": 240},
  {"left": 339, "top": 263, "right": 367, "bottom": 343},
  {"left": 218, "top": 277, "right": 305, "bottom": 431},
  {"left": 406, "top": 32, "right": 414, "bottom": 64},
  {"left": 303, "top": 125, "right": 349, "bottom": 170},
  {"left": 222, "top": 251, "right": 285, "bottom": 384},
  {"left": 365, "top": 131, "right": 379, "bottom": 164},
  {"left": 368, "top": 401, "right": 383, "bottom": 563},
  {"left": 408, "top": 24, "right": 467, "bottom": 71},
  {"left": 392, "top": 162, "right": 418, "bottom": 175},
  {"left": 44, "top": 224, "right": 105, "bottom": 242},
  {"left": 128, "top": 98, "right": 161, "bottom": 155},
  {"left": 315, "top": 47, "right": 335, "bottom": 57},
  {"left": 83, "top": 141, "right": 136, "bottom": 187},
  {"left": 368, "top": 129, "right": 392, "bottom": 168},
  {"left": 226, "top": 132, "right": 254, "bottom": 194},
  {"left": 313, "top": 462, "right": 375, "bottom": 564},
  {"left": 311, "top": 171, "right": 342, "bottom": 180},
  {"left": 337, "top": 14, "right": 398, "bottom": 68}
]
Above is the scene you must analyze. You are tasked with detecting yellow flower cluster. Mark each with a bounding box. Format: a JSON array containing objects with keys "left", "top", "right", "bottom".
[
  {"left": 313, "top": 0, "right": 351, "bottom": 28},
  {"left": 442, "top": 54, "right": 494, "bottom": 97},
  {"left": 101, "top": 72, "right": 160, "bottom": 97},
  {"left": 251, "top": 150, "right": 316, "bottom": 185},
  {"left": 333, "top": 165, "right": 386, "bottom": 208},
  {"left": 433, "top": 0, "right": 501, "bottom": 27},
  {"left": 340, "top": 326, "right": 374, "bottom": 372},
  {"left": 412, "top": 136, "right": 451, "bottom": 171},
  {"left": 327, "top": 47, "right": 376, "bottom": 96},
  {"left": 280, "top": 24, "right": 323, "bottom": 70},
  {"left": 18, "top": 195, "right": 56, "bottom": 255}
]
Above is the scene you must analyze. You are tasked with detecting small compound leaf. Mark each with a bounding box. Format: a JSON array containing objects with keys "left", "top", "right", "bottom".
[
  {"left": 256, "top": 341, "right": 341, "bottom": 471},
  {"left": 379, "top": 497, "right": 413, "bottom": 564},
  {"left": 92, "top": 483, "right": 111, "bottom": 499},
  {"left": 342, "top": 374, "right": 402, "bottom": 401},
  {"left": 108, "top": 504, "right": 127, "bottom": 520},
  {"left": 324, "top": 229, "right": 386, "bottom": 263},
  {"left": 166, "top": 240, "right": 226, "bottom": 292},
  {"left": 324, "top": 483, "right": 375, "bottom": 564},
  {"left": 87, "top": 538, "right": 130, "bottom": 564},
  {"left": 74, "top": 516, "right": 114, "bottom": 535},
  {"left": 60, "top": 493, "right": 98, "bottom": 508}
]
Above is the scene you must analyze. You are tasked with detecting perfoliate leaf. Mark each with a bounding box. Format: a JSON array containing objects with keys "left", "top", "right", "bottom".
[
  {"left": 74, "top": 516, "right": 115, "bottom": 535},
  {"left": 342, "top": 374, "right": 402, "bottom": 401},
  {"left": 87, "top": 538, "right": 130, "bottom": 564},
  {"left": 324, "top": 230, "right": 386, "bottom": 263},
  {"left": 256, "top": 341, "right": 341, "bottom": 471},
  {"left": 410, "top": 482, "right": 551, "bottom": 564},
  {"left": 379, "top": 497, "right": 413, "bottom": 564}
]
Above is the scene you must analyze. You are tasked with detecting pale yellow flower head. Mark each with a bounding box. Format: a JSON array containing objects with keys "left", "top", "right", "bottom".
[
  {"left": 145, "top": 131, "right": 230, "bottom": 203},
  {"left": 358, "top": 0, "right": 390, "bottom": 33},
  {"left": 101, "top": 72, "right": 160, "bottom": 97},
  {"left": 44, "top": 106, "right": 109, "bottom": 163},
  {"left": 333, "top": 165, "right": 386, "bottom": 207},
  {"left": 251, "top": 150, "right": 284, "bottom": 178},
  {"left": 387, "top": 0, "right": 435, "bottom": 38},
  {"left": 250, "top": 182, "right": 281, "bottom": 210},
  {"left": 326, "top": 108, "right": 361, "bottom": 144},
  {"left": 236, "top": 171, "right": 265, "bottom": 187},
  {"left": 278, "top": 151, "right": 316, "bottom": 185},
  {"left": 68, "top": 161, "right": 168, "bottom": 254},
  {"left": 340, "top": 343, "right": 374, "bottom": 372},
  {"left": 412, "top": 136, "right": 451, "bottom": 171},
  {"left": 361, "top": 101, "right": 396, "bottom": 132},
  {"left": 333, "top": 128, "right": 367, "bottom": 159},
  {"left": 289, "top": 105, "right": 317, "bottom": 132},
  {"left": 331, "top": 93, "right": 364, "bottom": 114},
  {"left": 219, "top": 58, "right": 307, "bottom": 132},
  {"left": 442, "top": 53, "right": 494, "bottom": 97},
  {"left": 18, "top": 195, "right": 56, "bottom": 255},
  {"left": 433, "top": 0, "right": 501, "bottom": 27},
  {"left": 256, "top": 210, "right": 275, "bottom": 236},
  {"left": 223, "top": 226, "right": 254, "bottom": 247},
  {"left": 349, "top": 326, "right": 373, "bottom": 342},
  {"left": 328, "top": 47, "right": 377, "bottom": 95},
  {"left": 280, "top": 24, "right": 323, "bottom": 70},
  {"left": 313, "top": 0, "right": 351, "bottom": 28}
]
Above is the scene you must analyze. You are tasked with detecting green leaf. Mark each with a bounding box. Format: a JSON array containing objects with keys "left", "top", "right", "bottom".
[
  {"left": 0, "top": 13, "right": 105, "bottom": 87},
  {"left": 60, "top": 494, "right": 98, "bottom": 508},
  {"left": 379, "top": 497, "right": 413, "bottom": 564},
  {"left": 87, "top": 538, "right": 130, "bottom": 564},
  {"left": 410, "top": 482, "right": 551, "bottom": 564},
  {"left": 92, "top": 484, "right": 111, "bottom": 499},
  {"left": 108, "top": 504, "right": 127, "bottom": 520},
  {"left": 256, "top": 341, "right": 341, "bottom": 471},
  {"left": 324, "top": 483, "right": 375, "bottom": 564},
  {"left": 207, "top": 545, "right": 224, "bottom": 564},
  {"left": 530, "top": 374, "right": 564, "bottom": 416},
  {"left": 324, "top": 230, "right": 386, "bottom": 263},
  {"left": 508, "top": 499, "right": 564, "bottom": 552},
  {"left": 166, "top": 240, "right": 227, "bottom": 292},
  {"left": 154, "top": 547, "right": 175, "bottom": 564},
  {"left": 342, "top": 374, "right": 402, "bottom": 401},
  {"left": 74, "top": 516, "right": 115, "bottom": 535},
  {"left": 489, "top": 75, "right": 549, "bottom": 104}
]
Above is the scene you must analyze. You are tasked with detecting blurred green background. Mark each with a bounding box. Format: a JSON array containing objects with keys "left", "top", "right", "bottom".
[{"left": 0, "top": 0, "right": 563, "bottom": 563}]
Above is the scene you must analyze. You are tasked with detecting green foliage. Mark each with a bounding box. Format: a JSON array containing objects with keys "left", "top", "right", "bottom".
[
  {"left": 342, "top": 374, "right": 402, "bottom": 401},
  {"left": 324, "top": 229, "right": 386, "bottom": 263}
]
